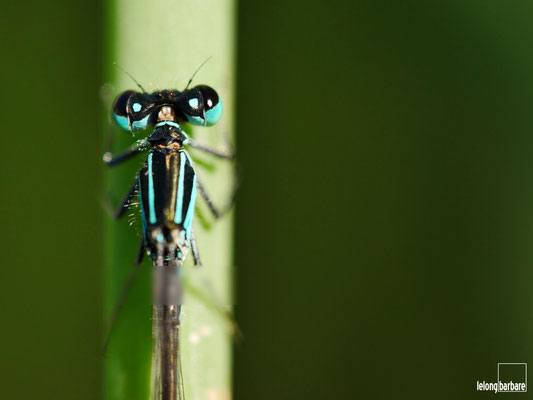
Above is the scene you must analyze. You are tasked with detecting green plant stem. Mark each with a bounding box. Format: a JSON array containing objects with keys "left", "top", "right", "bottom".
[{"left": 104, "top": 1, "right": 236, "bottom": 399}]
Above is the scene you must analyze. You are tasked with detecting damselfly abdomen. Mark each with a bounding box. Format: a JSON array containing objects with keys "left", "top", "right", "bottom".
[{"left": 104, "top": 82, "right": 233, "bottom": 400}]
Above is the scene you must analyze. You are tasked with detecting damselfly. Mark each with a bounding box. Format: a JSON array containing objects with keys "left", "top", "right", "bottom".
[{"left": 104, "top": 77, "right": 233, "bottom": 400}]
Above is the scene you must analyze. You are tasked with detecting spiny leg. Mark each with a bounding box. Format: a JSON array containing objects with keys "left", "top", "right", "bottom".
[
  {"left": 190, "top": 227, "right": 201, "bottom": 266},
  {"left": 99, "top": 175, "right": 139, "bottom": 220},
  {"left": 196, "top": 173, "right": 238, "bottom": 220},
  {"left": 196, "top": 177, "right": 221, "bottom": 219},
  {"left": 187, "top": 138, "right": 234, "bottom": 160},
  {"left": 103, "top": 138, "right": 149, "bottom": 167},
  {"left": 136, "top": 236, "right": 146, "bottom": 265},
  {"left": 189, "top": 131, "right": 239, "bottom": 221},
  {"left": 114, "top": 178, "right": 139, "bottom": 219}
]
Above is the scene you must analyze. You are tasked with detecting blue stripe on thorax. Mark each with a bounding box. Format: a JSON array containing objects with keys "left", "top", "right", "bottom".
[
  {"left": 147, "top": 152, "right": 157, "bottom": 224},
  {"left": 183, "top": 173, "right": 197, "bottom": 239},
  {"left": 174, "top": 151, "right": 186, "bottom": 224}
]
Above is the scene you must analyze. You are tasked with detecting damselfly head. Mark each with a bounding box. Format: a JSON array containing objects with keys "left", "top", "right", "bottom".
[{"left": 111, "top": 85, "right": 223, "bottom": 132}]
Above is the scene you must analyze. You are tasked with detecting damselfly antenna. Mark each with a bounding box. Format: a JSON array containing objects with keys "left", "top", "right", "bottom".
[
  {"left": 185, "top": 57, "right": 212, "bottom": 90},
  {"left": 113, "top": 62, "right": 147, "bottom": 93}
]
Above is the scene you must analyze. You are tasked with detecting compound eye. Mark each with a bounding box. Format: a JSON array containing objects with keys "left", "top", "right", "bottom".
[
  {"left": 127, "top": 94, "right": 153, "bottom": 131},
  {"left": 181, "top": 89, "right": 205, "bottom": 126},
  {"left": 198, "top": 85, "right": 223, "bottom": 126},
  {"left": 112, "top": 91, "right": 155, "bottom": 132},
  {"left": 112, "top": 90, "right": 135, "bottom": 131},
  {"left": 182, "top": 85, "right": 223, "bottom": 126}
]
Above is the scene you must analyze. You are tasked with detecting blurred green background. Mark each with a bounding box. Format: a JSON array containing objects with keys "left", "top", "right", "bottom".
[{"left": 3, "top": 0, "right": 533, "bottom": 399}]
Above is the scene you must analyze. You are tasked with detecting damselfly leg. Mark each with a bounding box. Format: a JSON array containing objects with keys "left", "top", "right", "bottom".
[
  {"left": 103, "top": 139, "right": 149, "bottom": 166},
  {"left": 113, "top": 178, "right": 139, "bottom": 219},
  {"left": 189, "top": 227, "right": 201, "bottom": 266},
  {"left": 187, "top": 138, "right": 234, "bottom": 160}
]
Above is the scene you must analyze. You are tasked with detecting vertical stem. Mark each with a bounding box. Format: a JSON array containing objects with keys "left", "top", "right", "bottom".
[{"left": 104, "top": 1, "right": 236, "bottom": 400}]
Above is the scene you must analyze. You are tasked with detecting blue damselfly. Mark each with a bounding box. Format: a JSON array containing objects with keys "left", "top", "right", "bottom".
[{"left": 104, "top": 76, "right": 233, "bottom": 399}]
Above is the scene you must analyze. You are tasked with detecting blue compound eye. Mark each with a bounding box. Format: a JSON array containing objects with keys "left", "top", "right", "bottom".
[
  {"left": 130, "top": 114, "right": 151, "bottom": 131},
  {"left": 182, "top": 85, "right": 223, "bottom": 126},
  {"left": 112, "top": 90, "right": 135, "bottom": 131},
  {"left": 199, "top": 85, "right": 223, "bottom": 126},
  {"left": 112, "top": 91, "right": 155, "bottom": 132}
]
